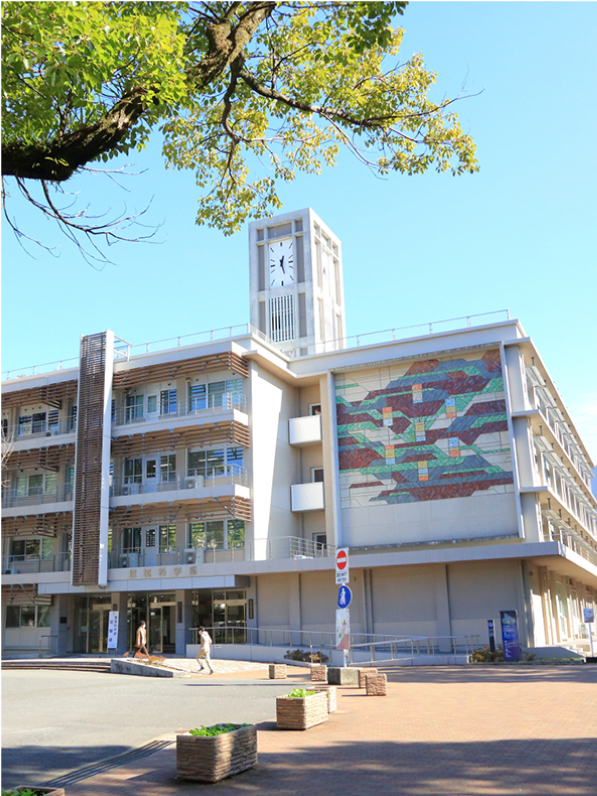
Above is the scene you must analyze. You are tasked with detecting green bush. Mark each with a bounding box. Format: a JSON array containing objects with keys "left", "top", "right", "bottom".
[
  {"left": 286, "top": 688, "right": 317, "bottom": 698},
  {"left": 2, "top": 790, "right": 47, "bottom": 796},
  {"left": 284, "top": 649, "right": 329, "bottom": 663},
  {"left": 471, "top": 645, "right": 504, "bottom": 663},
  {"left": 189, "top": 723, "right": 249, "bottom": 737}
]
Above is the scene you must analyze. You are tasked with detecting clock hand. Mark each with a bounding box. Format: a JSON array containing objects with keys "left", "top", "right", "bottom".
[{"left": 279, "top": 255, "right": 285, "bottom": 273}]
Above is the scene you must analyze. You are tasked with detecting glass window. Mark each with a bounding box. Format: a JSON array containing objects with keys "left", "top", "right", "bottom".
[
  {"left": 147, "top": 395, "right": 157, "bottom": 413},
  {"left": 294, "top": 219, "right": 303, "bottom": 232},
  {"left": 37, "top": 606, "right": 51, "bottom": 627},
  {"left": 18, "top": 415, "right": 32, "bottom": 435},
  {"left": 208, "top": 381, "right": 225, "bottom": 408},
  {"left": 44, "top": 472, "right": 57, "bottom": 494},
  {"left": 48, "top": 410, "right": 59, "bottom": 432},
  {"left": 21, "top": 606, "right": 36, "bottom": 627},
  {"left": 123, "top": 527, "right": 142, "bottom": 552},
  {"left": 68, "top": 405, "right": 77, "bottom": 431},
  {"left": 188, "top": 450, "right": 206, "bottom": 477},
  {"left": 206, "top": 449, "right": 225, "bottom": 476},
  {"left": 124, "top": 458, "right": 142, "bottom": 484},
  {"left": 189, "top": 522, "right": 205, "bottom": 548},
  {"left": 125, "top": 395, "right": 143, "bottom": 421},
  {"left": 257, "top": 228, "right": 264, "bottom": 241},
  {"left": 145, "top": 528, "right": 156, "bottom": 547},
  {"left": 189, "top": 383, "right": 206, "bottom": 411},
  {"left": 205, "top": 521, "right": 225, "bottom": 550},
  {"left": 228, "top": 520, "right": 245, "bottom": 549},
  {"left": 227, "top": 447, "right": 244, "bottom": 472},
  {"left": 267, "top": 222, "right": 292, "bottom": 240},
  {"left": 160, "top": 389, "right": 177, "bottom": 415},
  {"left": 11, "top": 539, "right": 26, "bottom": 558},
  {"left": 159, "top": 525, "right": 176, "bottom": 552},
  {"left": 160, "top": 454, "right": 176, "bottom": 482},
  {"left": 312, "top": 468, "right": 324, "bottom": 483},
  {"left": 6, "top": 606, "right": 20, "bottom": 628},
  {"left": 146, "top": 459, "right": 157, "bottom": 479},
  {"left": 28, "top": 474, "right": 44, "bottom": 496}
]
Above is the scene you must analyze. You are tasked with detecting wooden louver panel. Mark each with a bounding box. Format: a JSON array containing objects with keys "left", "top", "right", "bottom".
[
  {"left": 112, "top": 350, "right": 249, "bottom": 389},
  {"left": 1, "top": 512, "right": 73, "bottom": 538},
  {"left": 72, "top": 333, "right": 106, "bottom": 586},
  {"left": 1, "top": 379, "right": 78, "bottom": 410},
  {"left": 5, "top": 444, "right": 75, "bottom": 473},
  {"left": 110, "top": 421, "right": 250, "bottom": 458},
  {"left": 2, "top": 584, "right": 52, "bottom": 606},
  {"left": 109, "top": 496, "right": 252, "bottom": 527}
]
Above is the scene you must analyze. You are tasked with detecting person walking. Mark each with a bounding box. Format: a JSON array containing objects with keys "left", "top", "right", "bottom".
[
  {"left": 196, "top": 626, "right": 214, "bottom": 674},
  {"left": 135, "top": 619, "right": 149, "bottom": 657}
]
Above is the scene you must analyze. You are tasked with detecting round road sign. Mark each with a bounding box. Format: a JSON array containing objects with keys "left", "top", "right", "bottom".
[{"left": 336, "top": 549, "right": 348, "bottom": 571}]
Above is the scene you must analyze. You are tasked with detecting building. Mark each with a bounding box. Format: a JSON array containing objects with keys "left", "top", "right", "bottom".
[{"left": 2, "top": 208, "right": 596, "bottom": 660}]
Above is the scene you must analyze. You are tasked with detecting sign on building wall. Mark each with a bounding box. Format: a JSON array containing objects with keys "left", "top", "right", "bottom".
[
  {"left": 500, "top": 610, "right": 520, "bottom": 662},
  {"left": 107, "top": 611, "right": 119, "bottom": 650}
]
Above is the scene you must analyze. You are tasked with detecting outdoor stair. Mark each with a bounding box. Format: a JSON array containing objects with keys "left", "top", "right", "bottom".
[{"left": 2, "top": 659, "right": 112, "bottom": 673}]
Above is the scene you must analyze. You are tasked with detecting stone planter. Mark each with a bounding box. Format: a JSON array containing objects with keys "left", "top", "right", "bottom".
[
  {"left": 310, "top": 663, "right": 328, "bottom": 682},
  {"left": 11, "top": 788, "right": 65, "bottom": 796},
  {"left": 327, "top": 666, "right": 359, "bottom": 686},
  {"left": 176, "top": 725, "right": 257, "bottom": 782},
  {"left": 310, "top": 683, "right": 337, "bottom": 712},
  {"left": 269, "top": 663, "right": 287, "bottom": 679},
  {"left": 276, "top": 691, "right": 329, "bottom": 730},
  {"left": 359, "top": 667, "right": 378, "bottom": 688},
  {"left": 365, "top": 672, "right": 387, "bottom": 696}
]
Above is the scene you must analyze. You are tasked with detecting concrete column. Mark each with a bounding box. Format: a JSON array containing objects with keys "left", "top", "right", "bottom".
[
  {"left": 363, "top": 568, "right": 374, "bottom": 635},
  {"left": 175, "top": 589, "right": 188, "bottom": 655},
  {"left": 436, "top": 565, "right": 452, "bottom": 652},
  {"left": 512, "top": 417, "right": 538, "bottom": 488},
  {"left": 504, "top": 345, "right": 530, "bottom": 412},
  {"left": 288, "top": 573, "right": 301, "bottom": 646},
  {"left": 320, "top": 372, "right": 342, "bottom": 547},
  {"left": 520, "top": 493, "right": 542, "bottom": 543}
]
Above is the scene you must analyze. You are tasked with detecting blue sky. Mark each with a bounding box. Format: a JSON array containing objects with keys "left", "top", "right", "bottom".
[{"left": 2, "top": 2, "right": 596, "bottom": 459}]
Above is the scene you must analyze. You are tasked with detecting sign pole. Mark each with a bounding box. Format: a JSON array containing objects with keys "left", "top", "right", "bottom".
[{"left": 335, "top": 549, "right": 350, "bottom": 666}]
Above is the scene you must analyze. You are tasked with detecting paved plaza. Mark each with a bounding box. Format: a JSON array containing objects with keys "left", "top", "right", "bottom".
[{"left": 3, "top": 664, "right": 597, "bottom": 795}]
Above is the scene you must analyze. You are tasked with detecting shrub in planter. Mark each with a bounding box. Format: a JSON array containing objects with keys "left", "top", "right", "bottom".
[
  {"left": 176, "top": 723, "right": 257, "bottom": 783},
  {"left": 276, "top": 688, "right": 329, "bottom": 730},
  {"left": 471, "top": 645, "right": 505, "bottom": 663},
  {"left": 284, "top": 649, "right": 329, "bottom": 663}
]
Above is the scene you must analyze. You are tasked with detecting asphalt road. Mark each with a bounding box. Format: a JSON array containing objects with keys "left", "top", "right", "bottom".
[{"left": 1, "top": 670, "right": 294, "bottom": 789}]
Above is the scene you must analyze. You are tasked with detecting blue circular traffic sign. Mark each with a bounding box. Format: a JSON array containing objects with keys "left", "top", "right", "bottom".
[{"left": 337, "top": 585, "right": 352, "bottom": 609}]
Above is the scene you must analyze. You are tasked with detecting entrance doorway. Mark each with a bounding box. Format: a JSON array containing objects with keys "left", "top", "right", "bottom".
[
  {"left": 149, "top": 596, "right": 176, "bottom": 653},
  {"left": 193, "top": 589, "right": 246, "bottom": 644},
  {"left": 73, "top": 594, "right": 112, "bottom": 653}
]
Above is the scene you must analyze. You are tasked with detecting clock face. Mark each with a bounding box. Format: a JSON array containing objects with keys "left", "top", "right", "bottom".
[{"left": 269, "top": 238, "right": 294, "bottom": 288}]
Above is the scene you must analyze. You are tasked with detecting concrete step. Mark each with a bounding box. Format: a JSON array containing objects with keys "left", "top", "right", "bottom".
[{"left": 2, "top": 661, "right": 112, "bottom": 673}]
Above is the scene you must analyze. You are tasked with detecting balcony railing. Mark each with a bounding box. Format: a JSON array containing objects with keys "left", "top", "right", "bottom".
[
  {"left": 2, "top": 552, "right": 71, "bottom": 574},
  {"left": 266, "top": 536, "right": 336, "bottom": 559},
  {"left": 3, "top": 419, "right": 76, "bottom": 441},
  {"left": 113, "top": 393, "right": 247, "bottom": 427},
  {"left": 110, "top": 467, "right": 247, "bottom": 498},
  {"left": 2, "top": 486, "right": 73, "bottom": 509},
  {"left": 109, "top": 546, "right": 247, "bottom": 569}
]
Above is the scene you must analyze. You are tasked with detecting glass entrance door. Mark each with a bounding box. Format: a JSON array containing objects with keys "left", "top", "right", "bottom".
[
  {"left": 89, "top": 605, "right": 111, "bottom": 653},
  {"left": 148, "top": 593, "right": 176, "bottom": 653},
  {"left": 212, "top": 590, "right": 246, "bottom": 643}
]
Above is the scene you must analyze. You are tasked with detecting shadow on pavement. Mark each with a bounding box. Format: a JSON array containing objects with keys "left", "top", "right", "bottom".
[{"left": 379, "top": 665, "right": 597, "bottom": 685}]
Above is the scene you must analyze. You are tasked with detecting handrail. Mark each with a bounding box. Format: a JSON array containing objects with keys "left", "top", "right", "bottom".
[{"left": 113, "top": 393, "right": 247, "bottom": 426}]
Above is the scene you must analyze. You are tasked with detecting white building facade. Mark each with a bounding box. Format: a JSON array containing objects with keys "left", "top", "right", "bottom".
[{"left": 2, "top": 210, "right": 596, "bottom": 659}]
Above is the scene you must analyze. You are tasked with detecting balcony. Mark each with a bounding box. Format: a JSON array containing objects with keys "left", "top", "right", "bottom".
[
  {"left": 291, "top": 482, "right": 325, "bottom": 512},
  {"left": 2, "top": 552, "right": 71, "bottom": 575},
  {"left": 289, "top": 415, "right": 322, "bottom": 446},
  {"left": 2, "top": 486, "right": 73, "bottom": 510},
  {"left": 267, "top": 536, "right": 335, "bottom": 559},
  {"left": 113, "top": 393, "right": 247, "bottom": 427},
  {"left": 4, "top": 419, "right": 76, "bottom": 443},
  {"left": 110, "top": 467, "right": 247, "bottom": 499},
  {"left": 109, "top": 547, "right": 247, "bottom": 569}
]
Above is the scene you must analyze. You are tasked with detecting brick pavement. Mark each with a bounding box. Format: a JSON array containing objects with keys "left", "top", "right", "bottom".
[{"left": 58, "top": 666, "right": 597, "bottom": 795}]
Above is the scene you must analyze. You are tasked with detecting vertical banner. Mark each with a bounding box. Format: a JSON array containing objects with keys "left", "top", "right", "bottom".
[
  {"left": 107, "top": 610, "right": 119, "bottom": 650},
  {"left": 336, "top": 607, "right": 350, "bottom": 650},
  {"left": 487, "top": 619, "right": 496, "bottom": 653},
  {"left": 500, "top": 610, "right": 520, "bottom": 662}
]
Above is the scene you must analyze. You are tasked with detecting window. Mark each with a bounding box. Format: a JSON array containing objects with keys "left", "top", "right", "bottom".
[
  {"left": 48, "top": 410, "right": 59, "bottom": 433},
  {"left": 310, "top": 404, "right": 322, "bottom": 416},
  {"left": 124, "top": 458, "right": 142, "bottom": 484},
  {"left": 160, "top": 454, "right": 176, "bottom": 483},
  {"left": 68, "top": 405, "right": 77, "bottom": 431},
  {"left": 18, "top": 412, "right": 47, "bottom": 436},
  {"left": 5, "top": 605, "right": 51, "bottom": 628},
  {"left": 312, "top": 468, "right": 324, "bottom": 483},
  {"left": 147, "top": 395, "right": 157, "bottom": 413},
  {"left": 1, "top": 418, "right": 8, "bottom": 439},
  {"left": 16, "top": 472, "right": 56, "bottom": 497},
  {"left": 10, "top": 538, "right": 53, "bottom": 560},
  {"left": 125, "top": 394, "right": 143, "bottom": 422},
  {"left": 187, "top": 446, "right": 242, "bottom": 477},
  {"left": 188, "top": 520, "right": 244, "bottom": 550},
  {"left": 159, "top": 525, "right": 176, "bottom": 552},
  {"left": 145, "top": 528, "right": 156, "bottom": 547},
  {"left": 270, "top": 294, "right": 295, "bottom": 343},
  {"left": 160, "top": 389, "right": 177, "bottom": 415},
  {"left": 122, "top": 527, "right": 142, "bottom": 552},
  {"left": 313, "top": 533, "right": 327, "bottom": 547},
  {"left": 227, "top": 447, "right": 244, "bottom": 473}
]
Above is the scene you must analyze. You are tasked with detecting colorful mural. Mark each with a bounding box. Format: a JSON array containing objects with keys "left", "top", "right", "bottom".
[{"left": 335, "top": 349, "right": 514, "bottom": 507}]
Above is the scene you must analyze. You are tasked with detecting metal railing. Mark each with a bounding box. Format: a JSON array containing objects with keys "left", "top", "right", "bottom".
[
  {"left": 188, "top": 625, "right": 482, "bottom": 662},
  {"left": 349, "top": 634, "right": 482, "bottom": 663},
  {"left": 110, "top": 467, "right": 247, "bottom": 497},
  {"left": 266, "top": 536, "right": 336, "bottom": 559},
  {"left": 547, "top": 527, "right": 597, "bottom": 569},
  {"left": 113, "top": 393, "right": 247, "bottom": 427},
  {"left": 2, "top": 552, "right": 72, "bottom": 574},
  {"left": 2, "top": 487, "right": 73, "bottom": 509},
  {"left": 109, "top": 546, "right": 247, "bottom": 569},
  {"left": 3, "top": 419, "right": 77, "bottom": 440}
]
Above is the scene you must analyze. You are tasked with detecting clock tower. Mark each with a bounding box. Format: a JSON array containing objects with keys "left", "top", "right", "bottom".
[{"left": 249, "top": 208, "right": 346, "bottom": 356}]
